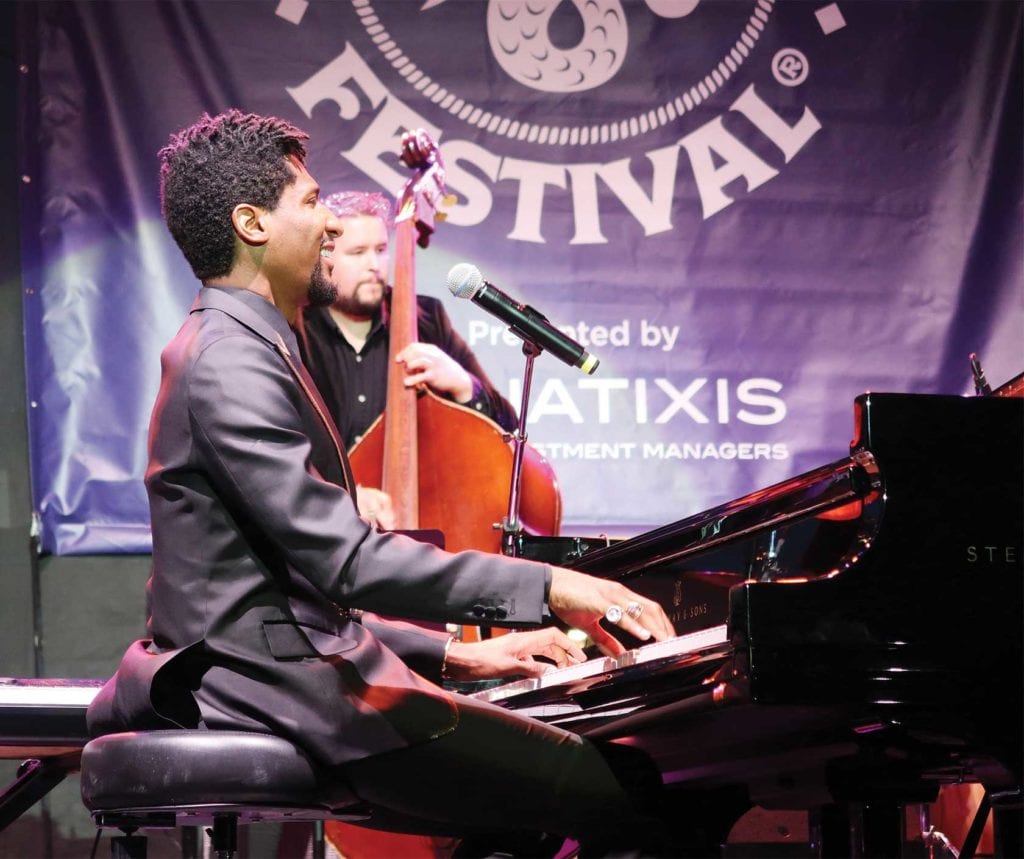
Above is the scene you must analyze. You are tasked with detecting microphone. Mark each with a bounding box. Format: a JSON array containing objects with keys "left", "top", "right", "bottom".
[{"left": 446, "top": 263, "right": 599, "bottom": 374}]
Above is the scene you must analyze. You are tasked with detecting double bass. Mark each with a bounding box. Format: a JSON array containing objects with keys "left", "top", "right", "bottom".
[
  {"left": 326, "top": 132, "right": 563, "bottom": 859},
  {"left": 347, "top": 130, "right": 561, "bottom": 569}
]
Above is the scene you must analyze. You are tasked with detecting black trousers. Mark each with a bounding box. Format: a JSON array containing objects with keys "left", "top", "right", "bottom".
[{"left": 341, "top": 691, "right": 661, "bottom": 846}]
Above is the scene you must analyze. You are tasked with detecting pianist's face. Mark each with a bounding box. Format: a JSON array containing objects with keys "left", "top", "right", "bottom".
[{"left": 327, "top": 214, "right": 389, "bottom": 320}]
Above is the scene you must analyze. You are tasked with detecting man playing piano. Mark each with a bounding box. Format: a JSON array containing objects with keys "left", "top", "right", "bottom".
[{"left": 88, "top": 109, "right": 677, "bottom": 854}]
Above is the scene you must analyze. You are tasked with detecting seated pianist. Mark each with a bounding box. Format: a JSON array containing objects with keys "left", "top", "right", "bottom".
[{"left": 87, "top": 109, "right": 683, "bottom": 856}]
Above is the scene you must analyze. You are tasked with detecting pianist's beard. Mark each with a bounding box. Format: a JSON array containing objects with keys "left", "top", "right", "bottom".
[{"left": 307, "top": 258, "right": 337, "bottom": 307}]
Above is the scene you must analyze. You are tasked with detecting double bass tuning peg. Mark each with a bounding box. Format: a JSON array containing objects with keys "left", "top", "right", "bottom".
[{"left": 434, "top": 194, "right": 459, "bottom": 222}]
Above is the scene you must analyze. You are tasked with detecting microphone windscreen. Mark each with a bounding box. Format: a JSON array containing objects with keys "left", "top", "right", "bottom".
[{"left": 446, "top": 263, "right": 483, "bottom": 299}]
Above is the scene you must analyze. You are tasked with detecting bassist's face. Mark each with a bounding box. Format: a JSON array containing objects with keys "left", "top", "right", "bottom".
[{"left": 327, "top": 215, "right": 390, "bottom": 320}]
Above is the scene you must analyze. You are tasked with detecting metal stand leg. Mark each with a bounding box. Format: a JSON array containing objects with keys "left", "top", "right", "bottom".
[
  {"left": 959, "top": 790, "right": 991, "bottom": 859},
  {"left": 501, "top": 341, "right": 542, "bottom": 557},
  {"left": 312, "top": 820, "right": 326, "bottom": 859},
  {"left": 210, "top": 814, "right": 237, "bottom": 859},
  {"left": 180, "top": 825, "right": 201, "bottom": 859},
  {"left": 0, "top": 755, "right": 79, "bottom": 831},
  {"left": 992, "top": 805, "right": 1022, "bottom": 859}
]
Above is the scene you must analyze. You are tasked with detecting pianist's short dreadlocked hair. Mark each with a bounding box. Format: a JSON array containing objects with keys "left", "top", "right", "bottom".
[{"left": 158, "top": 109, "right": 309, "bottom": 281}]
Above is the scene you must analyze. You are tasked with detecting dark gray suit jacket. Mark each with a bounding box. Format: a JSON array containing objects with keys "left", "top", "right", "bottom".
[{"left": 88, "top": 286, "right": 549, "bottom": 766}]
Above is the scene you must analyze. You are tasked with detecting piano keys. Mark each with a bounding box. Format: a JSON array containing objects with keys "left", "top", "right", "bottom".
[
  {"left": 0, "top": 678, "right": 102, "bottom": 831},
  {"left": 0, "top": 677, "right": 101, "bottom": 757},
  {"left": 475, "top": 624, "right": 730, "bottom": 718},
  {"left": 483, "top": 392, "right": 1023, "bottom": 855}
]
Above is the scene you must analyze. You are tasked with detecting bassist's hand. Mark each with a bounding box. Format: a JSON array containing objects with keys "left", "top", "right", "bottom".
[
  {"left": 396, "top": 342, "right": 474, "bottom": 404},
  {"left": 354, "top": 485, "right": 396, "bottom": 530}
]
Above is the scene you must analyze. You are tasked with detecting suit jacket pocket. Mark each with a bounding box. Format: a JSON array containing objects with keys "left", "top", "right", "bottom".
[{"left": 262, "top": 620, "right": 360, "bottom": 660}]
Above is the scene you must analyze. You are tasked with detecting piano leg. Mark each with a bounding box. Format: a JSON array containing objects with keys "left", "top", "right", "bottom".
[
  {"left": 861, "top": 803, "right": 903, "bottom": 858},
  {"left": 662, "top": 785, "right": 750, "bottom": 857},
  {"left": 812, "top": 803, "right": 902, "bottom": 858}
]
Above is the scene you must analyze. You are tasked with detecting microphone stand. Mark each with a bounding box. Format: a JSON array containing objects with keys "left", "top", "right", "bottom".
[{"left": 501, "top": 337, "right": 543, "bottom": 557}]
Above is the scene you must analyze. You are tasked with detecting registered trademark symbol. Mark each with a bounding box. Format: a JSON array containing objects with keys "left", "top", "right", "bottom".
[{"left": 771, "top": 48, "right": 809, "bottom": 86}]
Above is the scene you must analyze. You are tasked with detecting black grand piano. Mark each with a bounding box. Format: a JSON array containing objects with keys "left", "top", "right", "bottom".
[{"left": 478, "top": 392, "right": 1023, "bottom": 856}]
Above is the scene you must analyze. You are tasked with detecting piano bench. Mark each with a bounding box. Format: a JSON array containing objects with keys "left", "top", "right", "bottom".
[{"left": 80, "top": 730, "right": 370, "bottom": 859}]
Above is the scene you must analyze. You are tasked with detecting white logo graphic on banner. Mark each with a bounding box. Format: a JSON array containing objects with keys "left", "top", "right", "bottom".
[
  {"left": 355, "top": 0, "right": 769, "bottom": 142},
  {"left": 448, "top": 0, "right": 701, "bottom": 94}
]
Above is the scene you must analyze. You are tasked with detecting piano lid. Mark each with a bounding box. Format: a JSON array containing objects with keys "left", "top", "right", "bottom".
[{"left": 568, "top": 449, "right": 882, "bottom": 583}]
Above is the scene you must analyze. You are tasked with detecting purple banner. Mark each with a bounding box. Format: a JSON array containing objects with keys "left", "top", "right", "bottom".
[{"left": 17, "top": 0, "right": 1023, "bottom": 554}]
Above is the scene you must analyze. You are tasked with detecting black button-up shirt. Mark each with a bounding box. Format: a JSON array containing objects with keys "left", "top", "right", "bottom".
[{"left": 297, "top": 295, "right": 518, "bottom": 449}]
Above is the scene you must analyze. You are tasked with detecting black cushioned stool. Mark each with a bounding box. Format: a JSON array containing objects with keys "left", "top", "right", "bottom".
[{"left": 80, "top": 730, "right": 369, "bottom": 859}]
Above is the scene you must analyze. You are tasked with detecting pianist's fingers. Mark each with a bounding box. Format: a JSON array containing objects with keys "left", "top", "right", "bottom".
[
  {"left": 613, "top": 591, "right": 674, "bottom": 642},
  {"left": 512, "top": 627, "right": 587, "bottom": 668},
  {"left": 587, "top": 623, "right": 627, "bottom": 658},
  {"left": 548, "top": 568, "right": 675, "bottom": 646},
  {"left": 444, "top": 627, "right": 586, "bottom": 681}
]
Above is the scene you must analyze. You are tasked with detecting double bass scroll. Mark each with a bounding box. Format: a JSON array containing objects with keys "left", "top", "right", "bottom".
[{"left": 347, "top": 130, "right": 562, "bottom": 560}]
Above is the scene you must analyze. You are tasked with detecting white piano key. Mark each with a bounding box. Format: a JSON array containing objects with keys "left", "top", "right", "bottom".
[{"left": 0, "top": 680, "right": 102, "bottom": 708}]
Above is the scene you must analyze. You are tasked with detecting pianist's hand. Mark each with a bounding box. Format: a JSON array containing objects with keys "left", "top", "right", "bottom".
[
  {"left": 548, "top": 568, "right": 674, "bottom": 657},
  {"left": 443, "top": 627, "right": 587, "bottom": 681}
]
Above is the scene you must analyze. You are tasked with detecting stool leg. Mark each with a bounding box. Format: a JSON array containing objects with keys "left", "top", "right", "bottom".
[
  {"left": 180, "top": 825, "right": 201, "bottom": 859},
  {"left": 111, "top": 831, "right": 147, "bottom": 859},
  {"left": 209, "top": 814, "right": 238, "bottom": 859}
]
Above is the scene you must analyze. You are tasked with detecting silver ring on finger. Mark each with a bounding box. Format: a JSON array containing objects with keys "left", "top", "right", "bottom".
[
  {"left": 604, "top": 605, "right": 623, "bottom": 624},
  {"left": 625, "top": 601, "right": 644, "bottom": 620}
]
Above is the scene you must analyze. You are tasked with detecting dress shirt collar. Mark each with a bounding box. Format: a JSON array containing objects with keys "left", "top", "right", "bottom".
[
  {"left": 319, "top": 304, "right": 387, "bottom": 352},
  {"left": 196, "top": 286, "right": 305, "bottom": 361}
]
